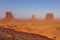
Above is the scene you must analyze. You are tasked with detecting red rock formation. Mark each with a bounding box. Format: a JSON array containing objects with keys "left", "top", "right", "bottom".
[
  {"left": 31, "top": 14, "right": 36, "bottom": 20},
  {"left": 46, "top": 13, "right": 54, "bottom": 20},
  {"left": 6, "top": 12, "right": 14, "bottom": 19},
  {"left": 3, "top": 12, "right": 14, "bottom": 22}
]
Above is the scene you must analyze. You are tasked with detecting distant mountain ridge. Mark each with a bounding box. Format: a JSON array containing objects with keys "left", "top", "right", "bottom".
[{"left": 0, "top": 12, "right": 57, "bottom": 21}]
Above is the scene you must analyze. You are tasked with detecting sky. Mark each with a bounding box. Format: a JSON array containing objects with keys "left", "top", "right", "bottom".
[{"left": 0, "top": 0, "right": 60, "bottom": 19}]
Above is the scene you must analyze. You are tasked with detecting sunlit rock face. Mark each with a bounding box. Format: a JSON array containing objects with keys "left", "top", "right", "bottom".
[{"left": 46, "top": 13, "right": 54, "bottom": 20}]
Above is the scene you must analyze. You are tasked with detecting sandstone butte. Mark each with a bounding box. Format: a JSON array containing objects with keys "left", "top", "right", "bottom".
[{"left": 0, "top": 12, "right": 60, "bottom": 40}]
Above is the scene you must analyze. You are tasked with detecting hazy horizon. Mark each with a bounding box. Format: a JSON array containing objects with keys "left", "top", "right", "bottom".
[{"left": 0, "top": 0, "right": 60, "bottom": 19}]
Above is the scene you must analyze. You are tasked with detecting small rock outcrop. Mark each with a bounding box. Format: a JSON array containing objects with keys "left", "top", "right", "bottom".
[{"left": 31, "top": 14, "right": 36, "bottom": 20}]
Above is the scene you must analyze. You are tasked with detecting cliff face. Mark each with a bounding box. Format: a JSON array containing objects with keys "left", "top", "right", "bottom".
[{"left": 0, "top": 27, "right": 53, "bottom": 40}]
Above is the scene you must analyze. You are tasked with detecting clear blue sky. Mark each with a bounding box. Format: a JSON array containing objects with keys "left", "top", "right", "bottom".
[{"left": 0, "top": 0, "right": 60, "bottom": 19}]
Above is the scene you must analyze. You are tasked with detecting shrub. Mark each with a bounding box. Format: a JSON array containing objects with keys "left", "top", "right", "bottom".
[{"left": 15, "top": 37, "right": 20, "bottom": 40}]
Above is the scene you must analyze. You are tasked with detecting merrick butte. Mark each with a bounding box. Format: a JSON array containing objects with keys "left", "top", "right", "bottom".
[{"left": 0, "top": 12, "right": 60, "bottom": 40}]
